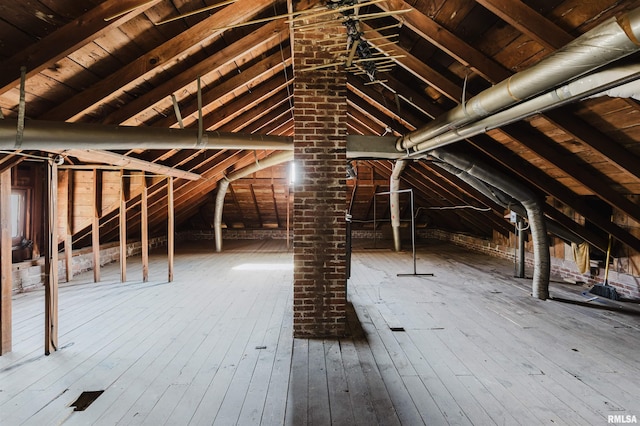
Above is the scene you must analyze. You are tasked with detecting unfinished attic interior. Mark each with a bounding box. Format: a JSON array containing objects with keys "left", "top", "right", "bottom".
[{"left": 1, "top": 0, "right": 640, "bottom": 424}]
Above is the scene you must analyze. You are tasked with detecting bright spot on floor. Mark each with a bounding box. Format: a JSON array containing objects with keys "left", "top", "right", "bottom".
[{"left": 232, "top": 263, "right": 293, "bottom": 271}]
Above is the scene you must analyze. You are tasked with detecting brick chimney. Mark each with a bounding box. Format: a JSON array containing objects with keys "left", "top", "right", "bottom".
[{"left": 292, "top": 2, "right": 348, "bottom": 338}]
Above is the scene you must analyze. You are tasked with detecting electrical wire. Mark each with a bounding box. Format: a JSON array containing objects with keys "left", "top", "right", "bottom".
[{"left": 414, "top": 205, "right": 492, "bottom": 218}]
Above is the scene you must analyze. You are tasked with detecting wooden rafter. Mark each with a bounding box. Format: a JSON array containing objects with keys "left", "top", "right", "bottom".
[
  {"left": 474, "top": 0, "right": 573, "bottom": 51},
  {"left": 500, "top": 123, "right": 640, "bottom": 223},
  {"left": 0, "top": 0, "right": 161, "bottom": 95},
  {"left": 360, "top": 23, "right": 463, "bottom": 102},
  {"left": 102, "top": 19, "right": 288, "bottom": 126},
  {"left": 39, "top": 0, "right": 275, "bottom": 122},
  {"left": 469, "top": 134, "right": 640, "bottom": 252},
  {"left": 379, "top": 0, "right": 510, "bottom": 83}
]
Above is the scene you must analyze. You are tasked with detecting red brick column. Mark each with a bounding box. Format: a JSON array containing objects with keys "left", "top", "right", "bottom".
[{"left": 292, "top": 8, "right": 348, "bottom": 338}]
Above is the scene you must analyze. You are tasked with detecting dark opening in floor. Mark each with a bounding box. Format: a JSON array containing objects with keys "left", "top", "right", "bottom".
[{"left": 71, "top": 390, "right": 104, "bottom": 411}]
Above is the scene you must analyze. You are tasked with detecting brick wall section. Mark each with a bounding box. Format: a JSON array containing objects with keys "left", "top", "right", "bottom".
[
  {"left": 421, "top": 228, "right": 640, "bottom": 300},
  {"left": 11, "top": 236, "right": 170, "bottom": 293},
  {"left": 292, "top": 12, "right": 348, "bottom": 337},
  {"left": 185, "top": 228, "right": 384, "bottom": 241}
]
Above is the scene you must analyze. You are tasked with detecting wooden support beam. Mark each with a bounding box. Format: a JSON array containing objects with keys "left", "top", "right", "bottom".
[
  {"left": 202, "top": 75, "right": 291, "bottom": 132},
  {"left": 0, "top": 169, "right": 12, "bottom": 354},
  {"left": 39, "top": 0, "right": 274, "bottom": 122},
  {"left": 59, "top": 149, "right": 201, "bottom": 181},
  {"left": 31, "top": 166, "right": 43, "bottom": 259},
  {"left": 103, "top": 19, "right": 287, "bottom": 126},
  {"left": 469, "top": 135, "right": 640, "bottom": 252},
  {"left": 152, "top": 51, "right": 292, "bottom": 129},
  {"left": 167, "top": 177, "right": 174, "bottom": 283},
  {"left": 379, "top": 0, "right": 510, "bottom": 83},
  {"left": 0, "top": 0, "right": 161, "bottom": 96},
  {"left": 0, "top": 154, "right": 26, "bottom": 175},
  {"left": 474, "top": 0, "right": 573, "bottom": 51},
  {"left": 120, "top": 171, "right": 127, "bottom": 283},
  {"left": 92, "top": 169, "right": 101, "bottom": 283},
  {"left": 502, "top": 123, "right": 640, "bottom": 224},
  {"left": 44, "top": 160, "right": 59, "bottom": 355},
  {"left": 65, "top": 170, "right": 74, "bottom": 282},
  {"left": 544, "top": 109, "right": 640, "bottom": 182},
  {"left": 141, "top": 174, "right": 149, "bottom": 282}
]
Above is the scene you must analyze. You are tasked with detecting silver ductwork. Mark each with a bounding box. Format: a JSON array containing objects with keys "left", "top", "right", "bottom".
[
  {"left": 390, "top": 159, "right": 407, "bottom": 252},
  {"left": 397, "top": 6, "right": 640, "bottom": 153},
  {"left": 0, "top": 120, "right": 294, "bottom": 151},
  {"left": 431, "top": 149, "right": 550, "bottom": 300},
  {"left": 214, "top": 151, "right": 294, "bottom": 252},
  {"left": 434, "top": 160, "right": 584, "bottom": 246},
  {"left": 410, "top": 64, "right": 640, "bottom": 153}
]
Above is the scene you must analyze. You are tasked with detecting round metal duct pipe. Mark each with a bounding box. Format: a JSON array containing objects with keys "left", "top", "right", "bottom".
[
  {"left": 431, "top": 149, "right": 550, "bottom": 300},
  {"left": 390, "top": 160, "right": 407, "bottom": 252},
  {"left": 214, "top": 151, "right": 294, "bottom": 252},
  {"left": 397, "top": 6, "right": 640, "bottom": 153},
  {"left": 411, "top": 64, "right": 640, "bottom": 153},
  {"left": 0, "top": 120, "right": 293, "bottom": 151}
]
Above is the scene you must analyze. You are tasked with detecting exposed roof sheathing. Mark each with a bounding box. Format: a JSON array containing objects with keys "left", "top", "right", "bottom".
[{"left": 0, "top": 0, "right": 639, "bottom": 253}]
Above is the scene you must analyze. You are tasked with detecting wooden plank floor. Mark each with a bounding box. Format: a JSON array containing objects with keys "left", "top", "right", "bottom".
[{"left": 1, "top": 239, "right": 639, "bottom": 425}]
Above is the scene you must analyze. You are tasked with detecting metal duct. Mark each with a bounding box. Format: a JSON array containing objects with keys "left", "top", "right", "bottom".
[
  {"left": 411, "top": 64, "right": 640, "bottom": 153},
  {"left": 397, "top": 6, "right": 640, "bottom": 152},
  {"left": 390, "top": 159, "right": 407, "bottom": 252},
  {"left": 431, "top": 149, "right": 550, "bottom": 300},
  {"left": 434, "top": 160, "right": 584, "bottom": 247},
  {"left": 214, "top": 151, "right": 294, "bottom": 252},
  {"left": 0, "top": 120, "right": 294, "bottom": 151}
]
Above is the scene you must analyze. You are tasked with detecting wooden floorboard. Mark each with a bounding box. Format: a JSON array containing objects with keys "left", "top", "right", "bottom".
[{"left": 1, "top": 239, "right": 639, "bottom": 425}]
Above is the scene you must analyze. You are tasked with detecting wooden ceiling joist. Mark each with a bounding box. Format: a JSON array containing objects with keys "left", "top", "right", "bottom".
[{"left": 54, "top": 149, "right": 201, "bottom": 181}]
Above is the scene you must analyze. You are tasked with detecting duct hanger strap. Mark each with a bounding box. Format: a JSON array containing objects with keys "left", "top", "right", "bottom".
[{"left": 16, "top": 66, "right": 27, "bottom": 149}]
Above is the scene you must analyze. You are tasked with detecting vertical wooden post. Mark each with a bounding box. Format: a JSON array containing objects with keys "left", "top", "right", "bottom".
[
  {"left": 0, "top": 169, "right": 12, "bottom": 355},
  {"left": 141, "top": 174, "right": 149, "bottom": 282},
  {"left": 119, "top": 171, "right": 127, "bottom": 283},
  {"left": 44, "top": 160, "right": 59, "bottom": 355},
  {"left": 92, "top": 169, "right": 101, "bottom": 282},
  {"left": 167, "top": 177, "right": 174, "bottom": 282},
  {"left": 65, "top": 170, "right": 74, "bottom": 282},
  {"left": 31, "top": 165, "right": 43, "bottom": 259}
]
